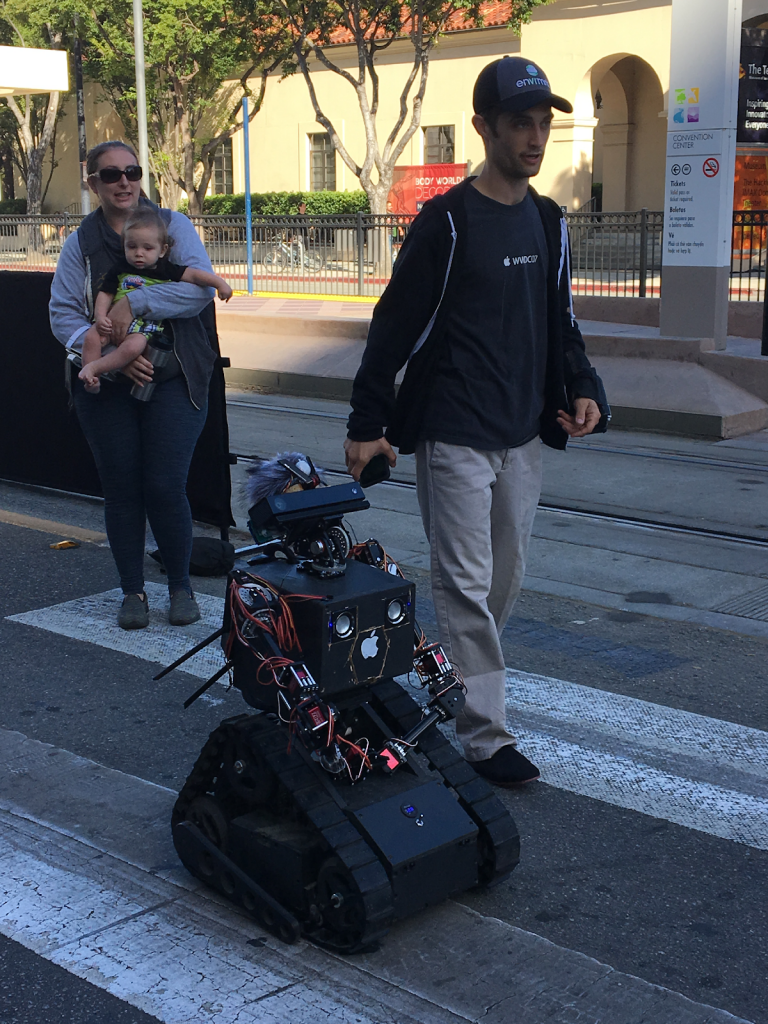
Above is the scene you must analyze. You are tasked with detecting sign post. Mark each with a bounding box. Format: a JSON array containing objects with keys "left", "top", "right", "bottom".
[{"left": 659, "top": 0, "right": 742, "bottom": 349}]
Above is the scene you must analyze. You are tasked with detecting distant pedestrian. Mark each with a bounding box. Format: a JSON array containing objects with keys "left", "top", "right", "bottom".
[
  {"left": 49, "top": 140, "right": 219, "bottom": 631},
  {"left": 344, "top": 57, "right": 610, "bottom": 786}
]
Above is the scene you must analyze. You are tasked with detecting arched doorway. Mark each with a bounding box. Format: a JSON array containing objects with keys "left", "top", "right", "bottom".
[{"left": 590, "top": 56, "right": 666, "bottom": 212}]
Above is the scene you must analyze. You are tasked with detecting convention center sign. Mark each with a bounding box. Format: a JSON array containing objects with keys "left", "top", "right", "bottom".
[
  {"left": 389, "top": 164, "right": 468, "bottom": 214},
  {"left": 737, "top": 28, "right": 768, "bottom": 145}
]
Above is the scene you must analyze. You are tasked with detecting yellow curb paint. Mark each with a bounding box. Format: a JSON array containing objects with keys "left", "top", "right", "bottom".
[
  {"left": 0, "top": 509, "right": 107, "bottom": 544},
  {"left": 225, "top": 291, "right": 376, "bottom": 304}
]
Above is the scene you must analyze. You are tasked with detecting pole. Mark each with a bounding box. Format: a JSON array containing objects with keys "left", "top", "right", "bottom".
[
  {"left": 242, "top": 96, "right": 254, "bottom": 296},
  {"left": 73, "top": 20, "right": 90, "bottom": 215},
  {"left": 132, "top": 0, "right": 150, "bottom": 198},
  {"left": 638, "top": 208, "right": 648, "bottom": 298}
]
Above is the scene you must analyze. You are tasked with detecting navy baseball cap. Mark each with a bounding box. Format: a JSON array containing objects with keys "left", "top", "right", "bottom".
[{"left": 473, "top": 57, "right": 573, "bottom": 116}]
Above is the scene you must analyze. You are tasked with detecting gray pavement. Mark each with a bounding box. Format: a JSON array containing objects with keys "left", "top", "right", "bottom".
[
  {"left": 227, "top": 391, "right": 768, "bottom": 639},
  {"left": 1, "top": 399, "right": 768, "bottom": 1022}
]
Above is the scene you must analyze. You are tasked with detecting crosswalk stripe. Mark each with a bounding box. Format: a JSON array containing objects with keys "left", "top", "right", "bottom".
[{"left": 9, "top": 586, "right": 768, "bottom": 850}]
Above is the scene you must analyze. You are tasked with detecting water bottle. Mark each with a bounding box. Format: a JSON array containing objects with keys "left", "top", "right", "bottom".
[{"left": 131, "top": 343, "right": 172, "bottom": 402}]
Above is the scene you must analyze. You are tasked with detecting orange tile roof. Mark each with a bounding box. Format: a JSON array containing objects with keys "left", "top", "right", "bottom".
[{"left": 326, "top": 1, "right": 514, "bottom": 44}]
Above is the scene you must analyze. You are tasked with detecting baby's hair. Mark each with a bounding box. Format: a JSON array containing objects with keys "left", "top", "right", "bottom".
[{"left": 122, "top": 207, "right": 172, "bottom": 250}]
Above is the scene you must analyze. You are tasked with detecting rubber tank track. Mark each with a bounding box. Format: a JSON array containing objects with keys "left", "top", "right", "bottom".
[
  {"left": 368, "top": 679, "right": 520, "bottom": 884},
  {"left": 172, "top": 713, "right": 394, "bottom": 953}
]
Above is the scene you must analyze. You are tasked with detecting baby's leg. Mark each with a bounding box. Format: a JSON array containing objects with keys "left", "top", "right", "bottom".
[
  {"left": 79, "top": 327, "right": 110, "bottom": 393},
  {"left": 79, "top": 333, "right": 148, "bottom": 393}
]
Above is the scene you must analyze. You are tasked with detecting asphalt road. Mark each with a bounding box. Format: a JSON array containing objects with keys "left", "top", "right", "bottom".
[{"left": 0, "top": 515, "right": 766, "bottom": 1022}]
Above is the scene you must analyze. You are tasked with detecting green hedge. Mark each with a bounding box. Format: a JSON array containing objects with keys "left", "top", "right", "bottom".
[
  {"left": 0, "top": 198, "right": 26, "bottom": 214},
  {"left": 180, "top": 190, "right": 370, "bottom": 215}
]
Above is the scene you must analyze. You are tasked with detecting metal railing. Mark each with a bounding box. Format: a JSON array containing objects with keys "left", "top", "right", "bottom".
[
  {"left": 731, "top": 210, "right": 768, "bottom": 302},
  {"left": 0, "top": 213, "right": 84, "bottom": 270},
  {"left": 3, "top": 208, "right": 768, "bottom": 302},
  {"left": 188, "top": 213, "right": 415, "bottom": 297},
  {"left": 566, "top": 208, "right": 664, "bottom": 299}
]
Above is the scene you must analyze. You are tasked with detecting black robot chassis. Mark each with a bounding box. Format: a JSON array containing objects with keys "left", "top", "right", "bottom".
[{"left": 159, "top": 459, "right": 520, "bottom": 953}]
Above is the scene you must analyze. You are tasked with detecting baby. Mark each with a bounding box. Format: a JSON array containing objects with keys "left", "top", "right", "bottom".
[{"left": 78, "top": 206, "right": 232, "bottom": 393}]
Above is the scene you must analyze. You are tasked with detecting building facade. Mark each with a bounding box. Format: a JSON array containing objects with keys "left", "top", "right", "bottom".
[{"left": 6, "top": 0, "right": 768, "bottom": 213}]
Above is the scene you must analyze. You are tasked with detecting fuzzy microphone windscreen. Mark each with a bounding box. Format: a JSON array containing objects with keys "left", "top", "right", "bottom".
[{"left": 244, "top": 452, "right": 319, "bottom": 508}]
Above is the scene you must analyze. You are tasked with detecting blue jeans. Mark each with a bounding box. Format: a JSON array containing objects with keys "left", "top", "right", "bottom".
[{"left": 73, "top": 374, "right": 208, "bottom": 595}]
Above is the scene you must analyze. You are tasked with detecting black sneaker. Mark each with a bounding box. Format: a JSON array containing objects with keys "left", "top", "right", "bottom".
[{"left": 472, "top": 745, "right": 540, "bottom": 786}]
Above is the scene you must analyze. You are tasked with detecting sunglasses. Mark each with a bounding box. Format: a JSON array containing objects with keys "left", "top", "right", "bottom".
[{"left": 91, "top": 164, "right": 143, "bottom": 184}]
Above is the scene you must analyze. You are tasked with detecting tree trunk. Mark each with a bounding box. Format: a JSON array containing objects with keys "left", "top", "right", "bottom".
[{"left": 0, "top": 147, "right": 14, "bottom": 201}]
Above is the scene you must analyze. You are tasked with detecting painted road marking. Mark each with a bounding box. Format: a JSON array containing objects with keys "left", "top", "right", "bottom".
[
  {"left": 0, "top": 755, "right": 753, "bottom": 1024},
  {"left": 0, "top": 508, "right": 107, "bottom": 544},
  {"left": 8, "top": 587, "right": 768, "bottom": 850}
]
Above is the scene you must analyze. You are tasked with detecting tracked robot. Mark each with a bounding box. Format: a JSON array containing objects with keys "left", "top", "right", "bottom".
[{"left": 159, "top": 454, "right": 519, "bottom": 952}]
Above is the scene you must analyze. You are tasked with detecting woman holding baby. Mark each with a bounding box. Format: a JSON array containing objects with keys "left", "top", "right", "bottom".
[{"left": 50, "top": 140, "right": 219, "bottom": 631}]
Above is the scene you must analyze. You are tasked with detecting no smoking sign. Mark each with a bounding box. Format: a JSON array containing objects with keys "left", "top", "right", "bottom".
[{"left": 703, "top": 158, "right": 719, "bottom": 177}]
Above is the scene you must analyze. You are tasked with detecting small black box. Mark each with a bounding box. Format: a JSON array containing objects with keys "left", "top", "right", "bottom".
[{"left": 236, "top": 559, "right": 415, "bottom": 698}]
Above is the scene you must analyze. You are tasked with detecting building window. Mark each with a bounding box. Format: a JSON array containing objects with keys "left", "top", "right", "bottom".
[
  {"left": 309, "top": 133, "right": 336, "bottom": 191},
  {"left": 424, "top": 125, "right": 455, "bottom": 164},
  {"left": 212, "top": 138, "right": 233, "bottom": 195}
]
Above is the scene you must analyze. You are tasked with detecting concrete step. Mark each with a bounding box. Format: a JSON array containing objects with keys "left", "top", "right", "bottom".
[
  {"left": 216, "top": 307, "right": 768, "bottom": 437},
  {"left": 591, "top": 356, "right": 768, "bottom": 438}
]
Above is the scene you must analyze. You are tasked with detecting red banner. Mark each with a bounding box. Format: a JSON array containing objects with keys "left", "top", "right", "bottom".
[{"left": 389, "top": 164, "right": 469, "bottom": 214}]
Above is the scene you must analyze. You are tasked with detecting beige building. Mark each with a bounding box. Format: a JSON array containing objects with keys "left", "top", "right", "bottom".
[{"left": 7, "top": 0, "right": 768, "bottom": 213}]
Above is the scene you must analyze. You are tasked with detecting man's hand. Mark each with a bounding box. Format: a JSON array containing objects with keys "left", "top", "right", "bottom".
[
  {"left": 121, "top": 353, "right": 155, "bottom": 387},
  {"left": 557, "top": 398, "right": 602, "bottom": 438},
  {"left": 108, "top": 297, "right": 133, "bottom": 344},
  {"left": 344, "top": 437, "right": 397, "bottom": 481}
]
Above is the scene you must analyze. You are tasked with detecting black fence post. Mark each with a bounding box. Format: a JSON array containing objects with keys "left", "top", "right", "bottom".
[
  {"left": 356, "top": 211, "right": 364, "bottom": 295},
  {"left": 639, "top": 208, "right": 648, "bottom": 298}
]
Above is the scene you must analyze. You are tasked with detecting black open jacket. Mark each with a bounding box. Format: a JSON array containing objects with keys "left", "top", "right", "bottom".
[{"left": 347, "top": 179, "right": 610, "bottom": 454}]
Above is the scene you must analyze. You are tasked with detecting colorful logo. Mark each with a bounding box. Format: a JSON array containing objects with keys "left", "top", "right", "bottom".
[
  {"left": 688, "top": 88, "right": 699, "bottom": 104},
  {"left": 687, "top": 106, "right": 699, "bottom": 122},
  {"left": 526, "top": 64, "right": 538, "bottom": 75},
  {"left": 673, "top": 108, "right": 686, "bottom": 123},
  {"left": 675, "top": 89, "right": 686, "bottom": 104}
]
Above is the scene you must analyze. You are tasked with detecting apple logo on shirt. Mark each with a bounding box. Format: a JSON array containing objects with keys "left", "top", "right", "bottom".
[{"left": 503, "top": 256, "right": 511, "bottom": 266}]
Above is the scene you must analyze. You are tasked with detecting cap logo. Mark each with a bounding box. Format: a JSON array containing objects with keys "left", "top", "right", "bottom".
[
  {"left": 516, "top": 76, "right": 550, "bottom": 89},
  {"left": 526, "top": 64, "right": 538, "bottom": 74}
]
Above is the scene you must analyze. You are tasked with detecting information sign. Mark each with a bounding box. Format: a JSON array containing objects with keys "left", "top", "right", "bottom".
[{"left": 737, "top": 28, "right": 768, "bottom": 145}]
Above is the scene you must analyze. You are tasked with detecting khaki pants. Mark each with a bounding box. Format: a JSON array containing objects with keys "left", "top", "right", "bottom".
[{"left": 415, "top": 438, "right": 542, "bottom": 761}]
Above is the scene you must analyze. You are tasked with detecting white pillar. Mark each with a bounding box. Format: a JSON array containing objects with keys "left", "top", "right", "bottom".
[{"left": 659, "top": 0, "right": 742, "bottom": 349}]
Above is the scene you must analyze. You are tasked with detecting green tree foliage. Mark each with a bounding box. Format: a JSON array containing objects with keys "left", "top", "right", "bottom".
[
  {"left": 79, "top": 0, "right": 290, "bottom": 213},
  {"left": 270, "top": 0, "right": 548, "bottom": 214},
  {"left": 180, "top": 189, "right": 370, "bottom": 214},
  {"left": 0, "top": 0, "right": 67, "bottom": 214}
]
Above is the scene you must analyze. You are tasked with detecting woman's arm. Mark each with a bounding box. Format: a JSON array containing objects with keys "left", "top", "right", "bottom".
[
  {"left": 49, "top": 232, "right": 92, "bottom": 354},
  {"left": 125, "top": 212, "right": 215, "bottom": 321}
]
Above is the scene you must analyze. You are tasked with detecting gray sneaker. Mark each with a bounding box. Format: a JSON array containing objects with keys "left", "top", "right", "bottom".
[
  {"left": 118, "top": 592, "right": 149, "bottom": 630},
  {"left": 169, "top": 590, "right": 201, "bottom": 626}
]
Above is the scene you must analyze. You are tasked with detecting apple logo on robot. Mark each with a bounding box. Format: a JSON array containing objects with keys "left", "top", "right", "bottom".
[{"left": 361, "top": 634, "right": 380, "bottom": 659}]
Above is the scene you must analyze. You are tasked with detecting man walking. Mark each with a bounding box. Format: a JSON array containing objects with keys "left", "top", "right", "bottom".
[{"left": 344, "top": 57, "right": 609, "bottom": 786}]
